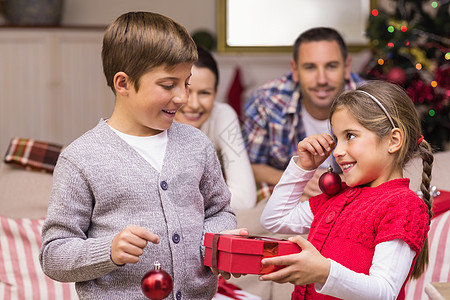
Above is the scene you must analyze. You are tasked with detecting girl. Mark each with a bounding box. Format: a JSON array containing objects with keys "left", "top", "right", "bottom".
[
  {"left": 259, "top": 80, "right": 433, "bottom": 299},
  {"left": 175, "top": 46, "right": 256, "bottom": 211}
]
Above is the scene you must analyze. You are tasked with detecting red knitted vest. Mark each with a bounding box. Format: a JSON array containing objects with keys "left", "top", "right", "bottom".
[{"left": 292, "top": 179, "right": 429, "bottom": 300}]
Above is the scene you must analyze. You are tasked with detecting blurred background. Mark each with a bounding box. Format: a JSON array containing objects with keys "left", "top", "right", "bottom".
[{"left": 0, "top": 0, "right": 448, "bottom": 153}]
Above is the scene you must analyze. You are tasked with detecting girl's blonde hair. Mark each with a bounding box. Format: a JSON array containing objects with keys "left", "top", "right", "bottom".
[
  {"left": 102, "top": 11, "right": 198, "bottom": 93},
  {"left": 330, "top": 80, "right": 434, "bottom": 279}
]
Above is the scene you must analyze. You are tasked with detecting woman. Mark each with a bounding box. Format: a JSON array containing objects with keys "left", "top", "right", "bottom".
[{"left": 175, "top": 46, "right": 256, "bottom": 211}]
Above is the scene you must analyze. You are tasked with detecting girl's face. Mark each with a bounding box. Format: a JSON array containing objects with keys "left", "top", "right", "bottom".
[
  {"left": 175, "top": 65, "right": 216, "bottom": 129},
  {"left": 331, "top": 107, "right": 396, "bottom": 188}
]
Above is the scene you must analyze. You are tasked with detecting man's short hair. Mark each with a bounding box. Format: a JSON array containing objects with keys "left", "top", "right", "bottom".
[{"left": 293, "top": 27, "right": 348, "bottom": 63}]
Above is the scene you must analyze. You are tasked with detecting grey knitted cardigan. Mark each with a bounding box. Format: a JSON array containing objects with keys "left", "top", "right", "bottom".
[{"left": 39, "top": 119, "right": 236, "bottom": 300}]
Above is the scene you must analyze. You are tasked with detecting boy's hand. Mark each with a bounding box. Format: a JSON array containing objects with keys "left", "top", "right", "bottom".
[
  {"left": 297, "top": 133, "right": 335, "bottom": 171},
  {"left": 111, "top": 225, "right": 160, "bottom": 266},
  {"left": 210, "top": 228, "right": 249, "bottom": 279},
  {"left": 220, "top": 228, "right": 249, "bottom": 236},
  {"left": 258, "top": 235, "right": 330, "bottom": 286}
]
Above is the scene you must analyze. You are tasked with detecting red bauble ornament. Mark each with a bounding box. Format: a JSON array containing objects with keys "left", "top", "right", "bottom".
[
  {"left": 386, "top": 67, "right": 407, "bottom": 85},
  {"left": 319, "top": 165, "right": 342, "bottom": 195},
  {"left": 141, "top": 261, "right": 173, "bottom": 300}
]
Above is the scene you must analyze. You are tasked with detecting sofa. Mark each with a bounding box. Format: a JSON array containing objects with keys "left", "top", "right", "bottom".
[{"left": 0, "top": 138, "right": 449, "bottom": 300}]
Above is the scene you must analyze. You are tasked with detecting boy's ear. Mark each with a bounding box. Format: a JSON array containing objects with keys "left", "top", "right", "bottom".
[
  {"left": 388, "top": 128, "right": 403, "bottom": 153},
  {"left": 113, "top": 72, "right": 130, "bottom": 96}
]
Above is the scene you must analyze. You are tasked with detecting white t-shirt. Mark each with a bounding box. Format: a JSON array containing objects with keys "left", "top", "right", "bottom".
[{"left": 108, "top": 126, "right": 167, "bottom": 173}]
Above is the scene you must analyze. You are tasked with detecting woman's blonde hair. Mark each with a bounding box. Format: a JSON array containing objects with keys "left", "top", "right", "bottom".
[
  {"left": 102, "top": 11, "right": 198, "bottom": 93},
  {"left": 330, "top": 80, "right": 434, "bottom": 279}
]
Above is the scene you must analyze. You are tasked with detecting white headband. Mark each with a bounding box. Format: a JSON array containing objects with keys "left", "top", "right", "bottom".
[{"left": 356, "top": 90, "right": 396, "bottom": 128}]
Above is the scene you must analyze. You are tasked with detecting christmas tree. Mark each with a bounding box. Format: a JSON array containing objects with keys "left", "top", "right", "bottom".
[{"left": 362, "top": 0, "right": 449, "bottom": 151}]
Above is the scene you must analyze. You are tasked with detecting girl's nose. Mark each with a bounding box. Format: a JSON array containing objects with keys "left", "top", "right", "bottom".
[{"left": 333, "top": 141, "right": 344, "bottom": 158}]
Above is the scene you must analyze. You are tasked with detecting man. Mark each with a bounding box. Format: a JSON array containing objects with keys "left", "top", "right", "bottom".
[{"left": 242, "top": 27, "right": 364, "bottom": 201}]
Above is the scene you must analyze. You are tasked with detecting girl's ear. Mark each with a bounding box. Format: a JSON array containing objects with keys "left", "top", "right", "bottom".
[
  {"left": 113, "top": 72, "right": 130, "bottom": 96},
  {"left": 388, "top": 128, "right": 403, "bottom": 153}
]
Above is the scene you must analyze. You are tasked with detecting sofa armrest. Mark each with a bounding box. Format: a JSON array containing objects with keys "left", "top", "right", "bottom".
[{"left": 0, "top": 162, "right": 52, "bottom": 219}]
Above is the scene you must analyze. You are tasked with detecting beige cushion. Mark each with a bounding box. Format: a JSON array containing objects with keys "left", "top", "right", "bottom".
[{"left": 0, "top": 163, "right": 52, "bottom": 219}]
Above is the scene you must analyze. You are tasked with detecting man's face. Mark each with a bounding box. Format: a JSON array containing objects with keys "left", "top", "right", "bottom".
[{"left": 291, "top": 40, "right": 351, "bottom": 119}]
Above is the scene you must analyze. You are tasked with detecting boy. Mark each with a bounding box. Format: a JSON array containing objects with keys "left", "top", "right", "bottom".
[{"left": 39, "top": 11, "right": 236, "bottom": 299}]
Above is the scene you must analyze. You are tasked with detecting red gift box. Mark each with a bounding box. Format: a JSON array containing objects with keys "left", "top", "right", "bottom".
[{"left": 204, "top": 233, "right": 301, "bottom": 275}]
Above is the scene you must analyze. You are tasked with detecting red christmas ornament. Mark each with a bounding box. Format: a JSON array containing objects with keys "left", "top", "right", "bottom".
[
  {"left": 319, "top": 165, "right": 342, "bottom": 195},
  {"left": 141, "top": 261, "right": 173, "bottom": 300},
  {"left": 386, "top": 67, "right": 407, "bottom": 85}
]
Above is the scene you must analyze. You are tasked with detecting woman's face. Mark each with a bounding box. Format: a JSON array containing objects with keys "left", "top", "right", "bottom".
[{"left": 175, "top": 65, "right": 216, "bottom": 129}]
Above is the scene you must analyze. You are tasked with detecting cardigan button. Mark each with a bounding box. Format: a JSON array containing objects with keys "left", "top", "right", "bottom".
[
  {"left": 346, "top": 187, "right": 360, "bottom": 198},
  {"left": 172, "top": 233, "right": 180, "bottom": 243},
  {"left": 325, "top": 211, "right": 336, "bottom": 223},
  {"left": 160, "top": 181, "right": 168, "bottom": 190},
  {"left": 176, "top": 290, "right": 182, "bottom": 300}
]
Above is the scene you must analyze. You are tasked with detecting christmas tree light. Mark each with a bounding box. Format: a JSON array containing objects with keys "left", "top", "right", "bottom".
[{"left": 362, "top": 0, "right": 449, "bottom": 150}]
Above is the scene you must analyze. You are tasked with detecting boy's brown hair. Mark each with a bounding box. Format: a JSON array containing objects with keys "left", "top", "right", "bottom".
[{"left": 102, "top": 11, "right": 198, "bottom": 93}]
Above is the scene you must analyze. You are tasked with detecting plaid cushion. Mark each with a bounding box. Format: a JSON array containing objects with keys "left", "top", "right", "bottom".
[{"left": 3, "top": 138, "right": 63, "bottom": 173}]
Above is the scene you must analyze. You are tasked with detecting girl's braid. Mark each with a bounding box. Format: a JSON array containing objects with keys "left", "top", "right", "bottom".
[{"left": 419, "top": 139, "right": 433, "bottom": 222}]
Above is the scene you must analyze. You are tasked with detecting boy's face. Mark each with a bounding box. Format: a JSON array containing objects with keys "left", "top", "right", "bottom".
[{"left": 123, "top": 62, "right": 193, "bottom": 136}]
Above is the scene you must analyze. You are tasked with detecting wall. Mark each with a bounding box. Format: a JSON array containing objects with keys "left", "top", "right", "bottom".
[{"left": 62, "top": 0, "right": 217, "bottom": 33}]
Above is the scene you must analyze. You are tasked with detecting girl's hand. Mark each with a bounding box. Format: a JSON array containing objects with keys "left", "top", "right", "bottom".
[
  {"left": 297, "top": 134, "right": 335, "bottom": 170},
  {"left": 259, "top": 235, "right": 330, "bottom": 286},
  {"left": 110, "top": 225, "right": 160, "bottom": 266},
  {"left": 210, "top": 228, "right": 249, "bottom": 279}
]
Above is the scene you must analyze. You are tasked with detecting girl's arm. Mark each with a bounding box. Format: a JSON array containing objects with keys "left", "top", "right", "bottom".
[
  {"left": 261, "top": 133, "right": 336, "bottom": 233},
  {"left": 260, "top": 157, "right": 315, "bottom": 235},
  {"left": 318, "top": 239, "right": 415, "bottom": 300}
]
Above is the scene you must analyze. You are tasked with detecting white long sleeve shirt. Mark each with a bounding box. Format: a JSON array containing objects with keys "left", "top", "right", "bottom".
[{"left": 260, "top": 157, "right": 416, "bottom": 300}]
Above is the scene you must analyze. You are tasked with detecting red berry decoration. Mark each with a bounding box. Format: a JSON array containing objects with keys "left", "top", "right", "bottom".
[
  {"left": 141, "top": 261, "right": 173, "bottom": 300},
  {"left": 318, "top": 165, "right": 342, "bottom": 195}
]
